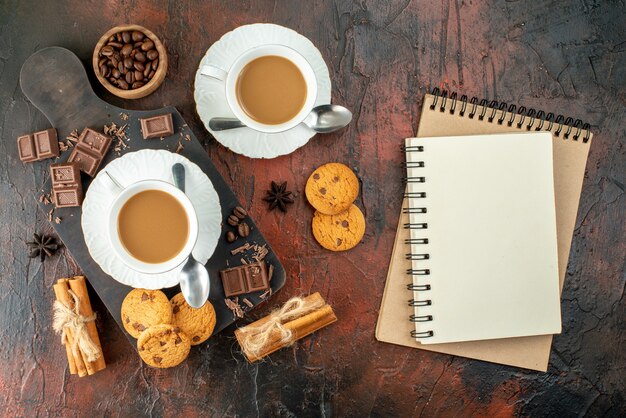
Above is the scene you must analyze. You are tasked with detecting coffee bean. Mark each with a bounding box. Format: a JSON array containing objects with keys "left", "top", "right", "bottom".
[
  {"left": 233, "top": 206, "right": 247, "bottom": 219},
  {"left": 115, "top": 32, "right": 122, "bottom": 42},
  {"left": 125, "top": 71, "right": 134, "bottom": 84},
  {"left": 148, "top": 70, "right": 155, "bottom": 79},
  {"left": 132, "top": 81, "right": 144, "bottom": 89},
  {"left": 112, "top": 68, "right": 121, "bottom": 79},
  {"left": 108, "top": 41, "right": 123, "bottom": 49},
  {"left": 117, "top": 79, "right": 129, "bottom": 90},
  {"left": 141, "top": 40, "right": 154, "bottom": 51},
  {"left": 132, "top": 30, "right": 144, "bottom": 42},
  {"left": 146, "top": 49, "right": 158, "bottom": 60},
  {"left": 121, "top": 31, "right": 131, "bottom": 44},
  {"left": 98, "top": 57, "right": 108, "bottom": 67},
  {"left": 134, "top": 51, "right": 146, "bottom": 62},
  {"left": 130, "top": 49, "right": 137, "bottom": 58},
  {"left": 110, "top": 56, "right": 119, "bottom": 67},
  {"left": 108, "top": 35, "right": 115, "bottom": 43},
  {"left": 133, "top": 61, "right": 145, "bottom": 71},
  {"left": 121, "top": 44, "right": 132, "bottom": 57},
  {"left": 152, "top": 58, "right": 159, "bottom": 70},
  {"left": 226, "top": 231, "right": 236, "bottom": 243},
  {"left": 99, "top": 63, "right": 109, "bottom": 77},
  {"left": 123, "top": 57, "right": 134, "bottom": 69},
  {"left": 133, "top": 70, "right": 143, "bottom": 81},
  {"left": 227, "top": 215, "right": 239, "bottom": 226},
  {"left": 133, "top": 41, "right": 143, "bottom": 48},
  {"left": 100, "top": 45, "right": 114, "bottom": 56},
  {"left": 143, "top": 65, "right": 151, "bottom": 77},
  {"left": 238, "top": 222, "right": 250, "bottom": 238},
  {"left": 108, "top": 76, "right": 116, "bottom": 83}
]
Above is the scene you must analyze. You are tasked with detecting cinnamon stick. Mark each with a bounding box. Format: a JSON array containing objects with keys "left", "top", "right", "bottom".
[
  {"left": 52, "top": 279, "right": 87, "bottom": 377},
  {"left": 68, "top": 276, "right": 106, "bottom": 374},
  {"left": 235, "top": 292, "right": 337, "bottom": 362}
]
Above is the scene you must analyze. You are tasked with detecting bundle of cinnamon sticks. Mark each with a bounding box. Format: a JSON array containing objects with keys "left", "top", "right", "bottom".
[
  {"left": 235, "top": 292, "right": 337, "bottom": 362},
  {"left": 52, "top": 276, "right": 106, "bottom": 377}
]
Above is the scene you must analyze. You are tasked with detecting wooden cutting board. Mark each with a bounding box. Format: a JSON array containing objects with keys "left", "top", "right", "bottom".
[{"left": 20, "top": 47, "right": 286, "bottom": 348}]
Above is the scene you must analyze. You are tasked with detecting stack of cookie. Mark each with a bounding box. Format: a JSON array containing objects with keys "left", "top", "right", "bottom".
[
  {"left": 121, "top": 289, "right": 216, "bottom": 368},
  {"left": 305, "top": 163, "right": 366, "bottom": 251}
]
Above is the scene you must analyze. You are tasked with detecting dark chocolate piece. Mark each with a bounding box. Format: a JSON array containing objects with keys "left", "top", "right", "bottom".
[
  {"left": 50, "top": 162, "right": 83, "bottom": 208},
  {"left": 33, "top": 128, "right": 59, "bottom": 159},
  {"left": 52, "top": 186, "right": 83, "bottom": 208},
  {"left": 68, "top": 146, "right": 101, "bottom": 177},
  {"left": 220, "top": 261, "right": 269, "bottom": 297},
  {"left": 78, "top": 128, "right": 112, "bottom": 154},
  {"left": 67, "top": 128, "right": 112, "bottom": 177},
  {"left": 140, "top": 113, "right": 174, "bottom": 139},
  {"left": 17, "top": 134, "right": 37, "bottom": 162}
]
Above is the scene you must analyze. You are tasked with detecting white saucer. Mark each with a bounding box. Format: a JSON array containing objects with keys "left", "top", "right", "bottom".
[
  {"left": 81, "top": 150, "right": 222, "bottom": 289},
  {"left": 194, "top": 23, "right": 331, "bottom": 159}
]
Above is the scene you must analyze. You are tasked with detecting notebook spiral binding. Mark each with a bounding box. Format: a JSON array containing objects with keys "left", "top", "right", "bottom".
[
  {"left": 426, "top": 87, "right": 591, "bottom": 142},
  {"left": 401, "top": 140, "right": 434, "bottom": 339}
]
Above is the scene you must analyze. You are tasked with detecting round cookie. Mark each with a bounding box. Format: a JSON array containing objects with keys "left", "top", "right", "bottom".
[
  {"left": 312, "top": 204, "right": 366, "bottom": 251},
  {"left": 137, "top": 324, "right": 191, "bottom": 368},
  {"left": 121, "top": 289, "right": 172, "bottom": 338},
  {"left": 305, "top": 163, "right": 359, "bottom": 215},
  {"left": 170, "top": 293, "right": 216, "bottom": 345}
]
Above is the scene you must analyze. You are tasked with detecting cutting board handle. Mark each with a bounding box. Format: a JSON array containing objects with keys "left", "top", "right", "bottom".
[{"left": 20, "top": 47, "right": 117, "bottom": 135}]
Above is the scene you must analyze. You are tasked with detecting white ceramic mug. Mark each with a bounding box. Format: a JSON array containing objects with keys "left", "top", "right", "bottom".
[
  {"left": 104, "top": 174, "right": 199, "bottom": 275},
  {"left": 201, "top": 44, "right": 318, "bottom": 133}
]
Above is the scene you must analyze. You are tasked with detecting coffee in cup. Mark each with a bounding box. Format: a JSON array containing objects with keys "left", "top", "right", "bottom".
[
  {"left": 117, "top": 189, "right": 189, "bottom": 264},
  {"left": 201, "top": 44, "right": 318, "bottom": 133}
]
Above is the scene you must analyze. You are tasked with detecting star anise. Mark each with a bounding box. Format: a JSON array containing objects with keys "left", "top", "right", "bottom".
[
  {"left": 262, "top": 181, "right": 294, "bottom": 212},
  {"left": 27, "top": 233, "right": 59, "bottom": 262}
]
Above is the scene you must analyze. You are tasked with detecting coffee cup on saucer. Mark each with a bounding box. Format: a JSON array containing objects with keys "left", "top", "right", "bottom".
[
  {"left": 200, "top": 44, "right": 318, "bottom": 133},
  {"left": 104, "top": 173, "right": 199, "bottom": 275}
]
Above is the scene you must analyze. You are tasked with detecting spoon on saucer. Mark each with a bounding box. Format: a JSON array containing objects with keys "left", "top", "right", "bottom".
[
  {"left": 208, "top": 104, "right": 353, "bottom": 133},
  {"left": 172, "top": 163, "right": 210, "bottom": 308}
]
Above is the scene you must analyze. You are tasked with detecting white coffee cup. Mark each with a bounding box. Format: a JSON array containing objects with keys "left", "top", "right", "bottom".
[
  {"left": 201, "top": 44, "right": 318, "bottom": 133},
  {"left": 105, "top": 175, "right": 199, "bottom": 275}
]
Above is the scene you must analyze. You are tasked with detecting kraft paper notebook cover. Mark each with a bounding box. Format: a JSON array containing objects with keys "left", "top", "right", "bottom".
[
  {"left": 404, "top": 132, "right": 562, "bottom": 344},
  {"left": 375, "top": 90, "right": 593, "bottom": 371}
]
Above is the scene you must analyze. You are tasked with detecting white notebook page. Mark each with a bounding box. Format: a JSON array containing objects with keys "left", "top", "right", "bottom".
[{"left": 405, "top": 132, "right": 561, "bottom": 344}]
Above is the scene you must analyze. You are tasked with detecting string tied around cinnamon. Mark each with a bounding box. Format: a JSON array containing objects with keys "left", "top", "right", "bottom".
[
  {"left": 53, "top": 289, "right": 102, "bottom": 363},
  {"left": 238, "top": 295, "right": 325, "bottom": 357}
]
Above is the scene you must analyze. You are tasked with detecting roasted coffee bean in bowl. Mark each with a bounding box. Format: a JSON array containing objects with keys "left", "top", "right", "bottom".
[{"left": 93, "top": 24, "right": 167, "bottom": 99}]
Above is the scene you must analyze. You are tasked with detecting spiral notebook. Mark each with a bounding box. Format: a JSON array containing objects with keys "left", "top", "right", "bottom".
[
  {"left": 404, "top": 132, "right": 561, "bottom": 344},
  {"left": 376, "top": 90, "right": 593, "bottom": 370}
]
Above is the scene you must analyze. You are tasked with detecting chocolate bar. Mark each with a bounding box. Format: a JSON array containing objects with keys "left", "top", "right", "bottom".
[
  {"left": 17, "top": 128, "right": 59, "bottom": 163},
  {"left": 140, "top": 113, "right": 174, "bottom": 139},
  {"left": 67, "top": 128, "right": 112, "bottom": 177},
  {"left": 50, "top": 162, "right": 83, "bottom": 208},
  {"left": 220, "top": 261, "right": 270, "bottom": 297}
]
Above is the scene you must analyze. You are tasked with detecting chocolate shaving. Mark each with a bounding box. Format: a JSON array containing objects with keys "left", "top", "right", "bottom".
[
  {"left": 65, "top": 129, "right": 80, "bottom": 143},
  {"left": 120, "top": 112, "right": 129, "bottom": 121},
  {"left": 54, "top": 217, "right": 62, "bottom": 224},
  {"left": 175, "top": 140, "right": 184, "bottom": 154},
  {"left": 231, "top": 243, "right": 251, "bottom": 255},
  {"left": 268, "top": 264, "right": 274, "bottom": 282},
  {"left": 242, "top": 298, "right": 254, "bottom": 308},
  {"left": 224, "top": 298, "right": 244, "bottom": 319}
]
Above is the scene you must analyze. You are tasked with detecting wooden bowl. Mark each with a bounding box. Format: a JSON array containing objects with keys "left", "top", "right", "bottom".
[{"left": 92, "top": 24, "right": 167, "bottom": 99}]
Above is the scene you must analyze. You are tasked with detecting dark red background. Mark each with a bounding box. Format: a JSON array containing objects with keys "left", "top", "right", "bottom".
[{"left": 1, "top": 0, "right": 624, "bottom": 416}]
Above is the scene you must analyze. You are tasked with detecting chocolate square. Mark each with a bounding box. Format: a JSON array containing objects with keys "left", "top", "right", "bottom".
[
  {"left": 50, "top": 162, "right": 80, "bottom": 185},
  {"left": 17, "top": 134, "right": 37, "bottom": 162},
  {"left": 68, "top": 146, "right": 101, "bottom": 177},
  {"left": 220, "top": 269, "right": 247, "bottom": 297},
  {"left": 245, "top": 263, "right": 269, "bottom": 292},
  {"left": 79, "top": 128, "right": 112, "bottom": 154},
  {"left": 52, "top": 185, "right": 83, "bottom": 208},
  {"left": 33, "top": 128, "right": 59, "bottom": 160},
  {"left": 140, "top": 113, "right": 174, "bottom": 139}
]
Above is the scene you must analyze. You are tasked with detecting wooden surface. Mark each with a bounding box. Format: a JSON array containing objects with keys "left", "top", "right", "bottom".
[
  {"left": 0, "top": 0, "right": 624, "bottom": 416},
  {"left": 22, "top": 46, "right": 286, "bottom": 346}
]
